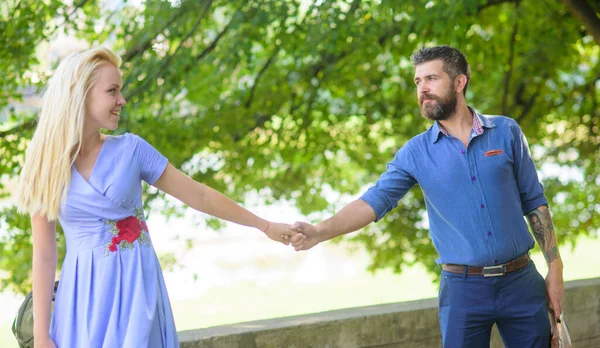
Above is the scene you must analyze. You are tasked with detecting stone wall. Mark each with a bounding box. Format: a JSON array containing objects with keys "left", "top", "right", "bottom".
[{"left": 179, "top": 277, "right": 600, "bottom": 348}]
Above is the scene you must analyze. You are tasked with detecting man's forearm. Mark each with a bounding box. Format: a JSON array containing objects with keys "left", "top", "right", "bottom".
[
  {"left": 317, "top": 199, "right": 376, "bottom": 241},
  {"left": 526, "top": 204, "right": 560, "bottom": 264}
]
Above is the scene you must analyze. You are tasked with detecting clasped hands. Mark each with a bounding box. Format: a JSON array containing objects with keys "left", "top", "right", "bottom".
[{"left": 264, "top": 221, "right": 321, "bottom": 251}]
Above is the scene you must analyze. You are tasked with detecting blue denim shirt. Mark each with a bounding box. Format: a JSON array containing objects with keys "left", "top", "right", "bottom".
[{"left": 360, "top": 109, "right": 548, "bottom": 266}]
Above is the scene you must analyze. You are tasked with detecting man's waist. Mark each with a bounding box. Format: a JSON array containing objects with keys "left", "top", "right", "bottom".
[{"left": 441, "top": 253, "right": 531, "bottom": 277}]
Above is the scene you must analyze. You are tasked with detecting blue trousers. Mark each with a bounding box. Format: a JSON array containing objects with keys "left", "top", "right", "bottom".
[{"left": 438, "top": 261, "right": 550, "bottom": 347}]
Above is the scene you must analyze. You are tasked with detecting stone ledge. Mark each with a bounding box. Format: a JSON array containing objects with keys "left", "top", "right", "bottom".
[{"left": 179, "top": 277, "right": 600, "bottom": 348}]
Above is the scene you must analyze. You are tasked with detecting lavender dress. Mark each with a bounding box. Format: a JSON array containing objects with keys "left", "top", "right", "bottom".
[{"left": 49, "top": 133, "right": 178, "bottom": 347}]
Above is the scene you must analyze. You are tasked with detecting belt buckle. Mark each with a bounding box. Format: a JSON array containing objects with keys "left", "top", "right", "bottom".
[{"left": 482, "top": 264, "right": 505, "bottom": 277}]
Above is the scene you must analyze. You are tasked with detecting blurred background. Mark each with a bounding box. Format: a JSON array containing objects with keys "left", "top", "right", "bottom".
[{"left": 1, "top": 0, "right": 598, "bottom": 346}]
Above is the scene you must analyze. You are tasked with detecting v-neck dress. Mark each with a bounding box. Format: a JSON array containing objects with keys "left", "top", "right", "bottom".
[{"left": 49, "top": 133, "right": 178, "bottom": 347}]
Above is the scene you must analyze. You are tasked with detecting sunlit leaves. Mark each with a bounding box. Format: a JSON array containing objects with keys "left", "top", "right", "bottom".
[{"left": 1, "top": 0, "right": 599, "bottom": 292}]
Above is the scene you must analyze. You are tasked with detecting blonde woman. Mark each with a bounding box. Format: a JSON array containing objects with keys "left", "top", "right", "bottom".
[{"left": 16, "top": 47, "right": 299, "bottom": 348}]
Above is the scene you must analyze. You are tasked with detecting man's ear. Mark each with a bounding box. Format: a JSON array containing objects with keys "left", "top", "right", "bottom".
[{"left": 454, "top": 74, "right": 468, "bottom": 94}]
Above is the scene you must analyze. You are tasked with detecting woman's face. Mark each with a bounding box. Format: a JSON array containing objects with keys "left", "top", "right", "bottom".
[{"left": 85, "top": 63, "right": 126, "bottom": 131}]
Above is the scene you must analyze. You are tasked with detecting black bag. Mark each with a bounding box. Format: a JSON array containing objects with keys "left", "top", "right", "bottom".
[{"left": 12, "top": 281, "right": 59, "bottom": 348}]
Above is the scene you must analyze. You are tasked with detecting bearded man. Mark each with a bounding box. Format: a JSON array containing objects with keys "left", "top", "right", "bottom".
[{"left": 290, "top": 45, "right": 564, "bottom": 348}]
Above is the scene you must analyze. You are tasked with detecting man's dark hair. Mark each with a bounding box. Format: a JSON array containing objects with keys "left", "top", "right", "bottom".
[{"left": 411, "top": 45, "right": 471, "bottom": 95}]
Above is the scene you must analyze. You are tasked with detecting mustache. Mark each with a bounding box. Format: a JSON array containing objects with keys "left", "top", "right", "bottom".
[
  {"left": 420, "top": 94, "right": 439, "bottom": 105},
  {"left": 420, "top": 93, "right": 438, "bottom": 101}
]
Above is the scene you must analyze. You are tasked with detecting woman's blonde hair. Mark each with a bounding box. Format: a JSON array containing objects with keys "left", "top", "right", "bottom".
[{"left": 16, "top": 47, "right": 122, "bottom": 220}]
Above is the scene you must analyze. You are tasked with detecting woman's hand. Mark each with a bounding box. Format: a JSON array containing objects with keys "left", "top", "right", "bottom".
[
  {"left": 263, "top": 222, "right": 303, "bottom": 246},
  {"left": 35, "top": 336, "right": 57, "bottom": 348}
]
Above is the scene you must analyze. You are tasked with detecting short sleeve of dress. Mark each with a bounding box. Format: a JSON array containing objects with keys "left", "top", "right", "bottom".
[{"left": 129, "top": 134, "right": 169, "bottom": 185}]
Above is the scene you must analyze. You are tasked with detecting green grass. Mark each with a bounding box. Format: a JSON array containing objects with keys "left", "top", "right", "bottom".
[
  {"left": 171, "top": 235, "right": 600, "bottom": 331},
  {"left": 2, "top": 235, "right": 598, "bottom": 347},
  {"left": 171, "top": 263, "right": 438, "bottom": 331}
]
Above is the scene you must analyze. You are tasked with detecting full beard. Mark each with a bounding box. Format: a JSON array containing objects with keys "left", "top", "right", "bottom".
[{"left": 419, "top": 90, "right": 458, "bottom": 121}]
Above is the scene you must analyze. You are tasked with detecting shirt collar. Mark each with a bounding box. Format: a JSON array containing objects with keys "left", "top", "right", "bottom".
[{"left": 430, "top": 106, "right": 495, "bottom": 143}]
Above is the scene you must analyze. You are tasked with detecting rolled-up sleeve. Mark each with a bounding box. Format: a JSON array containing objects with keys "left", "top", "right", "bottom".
[
  {"left": 360, "top": 144, "right": 418, "bottom": 221},
  {"left": 509, "top": 121, "right": 548, "bottom": 214}
]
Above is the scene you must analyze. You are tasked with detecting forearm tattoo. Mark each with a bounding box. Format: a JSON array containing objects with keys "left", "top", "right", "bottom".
[{"left": 526, "top": 205, "right": 560, "bottom": 264}]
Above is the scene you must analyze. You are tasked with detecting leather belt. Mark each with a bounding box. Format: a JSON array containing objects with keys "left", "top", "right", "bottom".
[{"left": 442, "top": 253, "right": 531, "bottom": 277}]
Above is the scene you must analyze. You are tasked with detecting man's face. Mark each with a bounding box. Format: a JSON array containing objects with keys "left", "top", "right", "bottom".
[{"left": 413, "top": 60, "right": 457, "bottom": 121}]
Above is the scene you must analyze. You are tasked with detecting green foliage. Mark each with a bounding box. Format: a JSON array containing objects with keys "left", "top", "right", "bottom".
[
  {"left": 0, "top": 206, "right": 67, "bottom": 293},
  {"left": 1, "top": 0, "right": 598, "bottom": 293}
]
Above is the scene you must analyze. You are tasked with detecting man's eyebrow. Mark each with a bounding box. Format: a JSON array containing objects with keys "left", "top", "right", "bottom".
[{"left": 415, "top": 74, "right": 439, "bottom": 80}]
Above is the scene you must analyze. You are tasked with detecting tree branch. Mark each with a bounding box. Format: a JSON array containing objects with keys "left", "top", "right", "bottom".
[
  {"left": 561, "top": 0, "right": 600, "bottom": 45},
  {"left": 244, "top": 50, "right": 278, "bottom": 108},
  {"left": 196, "top": 1, "right": 385, "bottom": 146},
  {"left": 187, "top": 0, "right": 249, "bottom": 70},
  {"left": 35, "top": 0, "right": 90, "bottom": 46},
  {"left": 0, "top": 118, "right": 36, "bottom": 139},
  {"left": 122, "top": 3, "right": 190, "bottom": 62},
  {"left": 585, "top": 76, "right": 599, "bottom": 139},
  {"left": 8, "top": 0, "right": 23, "bottom": 20},
  {"left": 349, "top": 0, "right": 361, "bottom": 13},
  {"left": 502, "top": 1, "right": 520, "bottom": 115},
  {"left": 155, "top": 87, "right": 170, "bottom": 120},
  {"left": 125, "top": 0, "right": 213, "bottom": 100},
  {"left": 477, "top": 0, "right": 517, "bottom": 13},
  {"left": 514, "top": 78, "right": 543, "bottom": 125}
]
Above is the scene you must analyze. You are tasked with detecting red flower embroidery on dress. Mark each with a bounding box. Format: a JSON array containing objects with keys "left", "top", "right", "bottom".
[
  {"left": 104, "top": 208, "right": 151, "bottom": 256},
  {"left": 116, "top": 216, "right": 142, "bottom": 243}
]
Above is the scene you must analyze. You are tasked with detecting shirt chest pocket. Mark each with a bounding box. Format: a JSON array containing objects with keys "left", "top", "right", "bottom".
[{"left": 477, "top": 149, "right": 514, "bottom": 184}]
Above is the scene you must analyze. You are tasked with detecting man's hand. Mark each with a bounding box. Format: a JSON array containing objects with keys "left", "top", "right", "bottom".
[
  {"left": 546, "top": 258, "right": 564, "bottom": 320},
  {"left": 289, "top": 200, "right": 375, "bottom": 251},
  {"left": 290, "top": 221, "right": 322, "bottom": 251}
]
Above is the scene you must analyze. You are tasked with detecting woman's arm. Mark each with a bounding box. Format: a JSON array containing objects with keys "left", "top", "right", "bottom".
[
  {"left": 31, "top": 212, "right": 58, "bottom": 346},
  {"left": 152, "top": 164, "right": 297, "bottom": 244}
]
